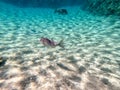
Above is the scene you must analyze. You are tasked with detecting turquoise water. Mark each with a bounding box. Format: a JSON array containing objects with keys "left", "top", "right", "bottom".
[{"left": 0, "top": 2, "right": 120, "bottom": 90}]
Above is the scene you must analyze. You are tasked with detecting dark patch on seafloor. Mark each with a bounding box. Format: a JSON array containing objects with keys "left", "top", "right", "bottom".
[
  {"left": 0, "top": 70, "right": 7, "bottom": 79},
  {"left": 0, "top": 56, "right": 7, "bottom": 67},
  {"left": 39, "top": 69, "right": 48, "bottom": 76},
  {"left": 78, "top": 66, "right": 86, "bottom": 74},
  {"left": 67, "top": 55, "right": 78, "bottom": 63},
  {"left": 57, "top": 63, "right": 72, "bottom": 71},
  {"left": 21, "top": 49, "right": 33, "bottom": 54},
  {"left": 47, "top": 65, "right": 56, "bottom": 70},
  {"left": 101, "top": 78, "right": 110, "bottom": 85},
  {"left": 20, "top": 75, "right": 37, "bottom": 90},
  {"left": 55, "top": 77, "right": 75, "bottom": 90},
  {"left": 20, "top": 66, "right": 29, "bottom": 71},
  {"left": 54, "top": 9, "right": 68, "bottom": 15},
  {"left": 68, "top": 75, "right": 81, "bottom": 82},
  {"left": 100, "top": 67, "right": 112, "bottom": 73}
]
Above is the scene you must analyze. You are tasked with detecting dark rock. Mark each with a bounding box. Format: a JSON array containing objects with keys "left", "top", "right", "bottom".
[
  {"left": 57, "top": 63, "right": 72, "bottom": 71},
  {"left": 78, "top": 66, "right": 86, "bottom": 74},
  {"left": 0, "top": 56, "right": 7, "bottom": 67},
  {"left": 20, "top": 66, "right": 29, "bottom": 71},
  {"left": 39, "top": 69, "right": 47, "bottom": 76},
  {"left": 100, "top": 67, "right": 112, "bottom": 73},
  {"left": 47, "top": 65, "right": 56, "bottom": 70},
  {"left": 101, "top": 78, "right": 110, "bottom": 85},
  {"left": 54, "top": 9, "right": 68, "bottom": 15},
  {"left": 0, "top": 57, "right": 2, "bottom": 60},
  {"left": 68, "top": 75, "right": 81, "bottom": 82},
  {"left": 67, "top": 56, "right": 77, "bottom": 63},
  {"left": 93, "top": 53, "right": 99, "bottom": 58},
  {"left": 99, "top": 60, "right": 105, "bottom": 64},
  {"left": 21, "top": 49, "right": 33, "bottom": 54}
]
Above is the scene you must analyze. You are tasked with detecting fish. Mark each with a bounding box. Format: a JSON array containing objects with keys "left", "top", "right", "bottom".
[{"left": 40, "top": 37, "right": 64, "bottom": 48}]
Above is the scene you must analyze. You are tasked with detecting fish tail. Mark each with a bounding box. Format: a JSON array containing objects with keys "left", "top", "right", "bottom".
[{"left": 57, "top": 39, "right": 64, "bottom": 48}]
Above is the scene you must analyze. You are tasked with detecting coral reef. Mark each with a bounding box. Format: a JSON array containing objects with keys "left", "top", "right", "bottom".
[{"left": 86, "top": 0, "right": 120, "bottom": 15}]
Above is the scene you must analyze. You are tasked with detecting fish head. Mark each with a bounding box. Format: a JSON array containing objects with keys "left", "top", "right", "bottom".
[
  {"left": 40, "top": 37, "right": 51, "bottom": 46},
  {"left": 40, "top": 37, "right": 58, "bottom": 48},
  {"left": 40, "top": 37, "right": 45, "bottom": 42}
]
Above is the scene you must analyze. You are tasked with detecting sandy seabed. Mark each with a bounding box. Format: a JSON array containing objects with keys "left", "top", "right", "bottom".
[{"left": 0, "top": 2, "right": 120, "bottom": 90}]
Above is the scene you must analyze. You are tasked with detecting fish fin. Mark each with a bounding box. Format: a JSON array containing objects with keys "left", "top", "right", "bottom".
[{"left": 57, "top": 39, "right": 64, "bottom": 48}]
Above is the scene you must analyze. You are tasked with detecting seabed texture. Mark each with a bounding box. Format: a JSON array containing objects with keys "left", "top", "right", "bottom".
[{"left": 0, "top": 2, "right": 120, "bottom": 90}]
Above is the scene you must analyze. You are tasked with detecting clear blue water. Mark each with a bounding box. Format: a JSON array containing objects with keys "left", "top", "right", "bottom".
[{"left": 0, "top": 2, "right": 120, "bottom": 90}]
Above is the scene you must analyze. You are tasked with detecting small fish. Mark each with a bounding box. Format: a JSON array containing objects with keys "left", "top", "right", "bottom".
[{"left": 40, "top": 37, "right": 64, "bottom": 48}]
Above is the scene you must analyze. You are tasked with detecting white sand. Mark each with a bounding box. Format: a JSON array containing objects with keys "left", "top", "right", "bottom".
[{"left": 0, "top": 2, "right": 120, "bottom": 90}]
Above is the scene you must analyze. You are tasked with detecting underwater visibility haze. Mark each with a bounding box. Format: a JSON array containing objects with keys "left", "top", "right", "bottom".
[{"left": 0, "top": 0, "right": 120, "bottom": 90}]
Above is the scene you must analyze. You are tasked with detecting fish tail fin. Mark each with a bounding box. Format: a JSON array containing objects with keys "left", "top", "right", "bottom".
[{"left": 58, "top": 39, "right": 64, "bottom": 48}]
